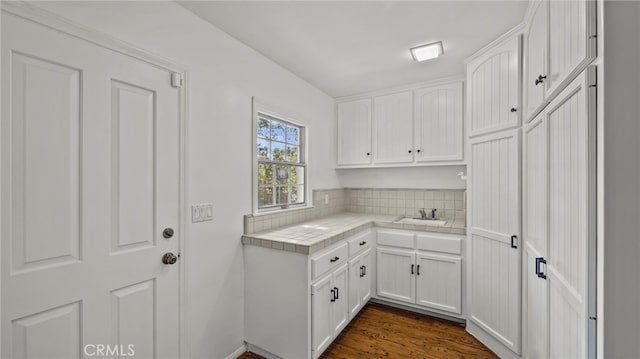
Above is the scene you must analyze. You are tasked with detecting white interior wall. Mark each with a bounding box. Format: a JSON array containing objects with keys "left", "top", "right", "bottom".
[
  {"left": 602, "top": 2, "right": 640, "bottom": 358},
  {"left": 337, "top": 166, "right": 466, "bottom": 189},
  {"left": 28, "top": 2, "right": 341, "bottom": 357}
]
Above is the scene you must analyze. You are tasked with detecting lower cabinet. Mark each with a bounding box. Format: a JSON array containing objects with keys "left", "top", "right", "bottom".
[
  {"left": 376, "top": 230, "right": 463, "bottom": 315},
  {"left": 311, "top": 263, "right": 348, "bottom": 357},
  {"left": 348, "top": 248, "right": 372, "bottom": 319}
]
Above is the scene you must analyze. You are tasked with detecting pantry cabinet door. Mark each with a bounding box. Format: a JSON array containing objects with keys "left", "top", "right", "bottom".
[
  {"left": 373, "top": 91, "right": 414, "bottom": 164},
  {"left": 337, "top": 99, "right": 372, "bottom": 165},
  {"left": 466, "top": 35, "right": 521, "bottom": 137},
  {"left": 376, "top": 248, "right": 415, "bottom": 304},
  {"left": 547, "top": 0, "right": 596, "bottom": 98},
  {"left": 414, "top": 82, "right": 464, "bottom": 162},
  {"left": 523, "top": 0, "right": 548, "bottom": 122},
  {"left": 468, "top": 129, "right": 521, "bottom": 354}
]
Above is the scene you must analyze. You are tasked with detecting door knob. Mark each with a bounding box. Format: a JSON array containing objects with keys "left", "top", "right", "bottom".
[
  {"left": 162, "top": 228, "right": 174, "bottom": 239},
  {"left": 162, "top": 252, "right": 178, "bottom": 265}
]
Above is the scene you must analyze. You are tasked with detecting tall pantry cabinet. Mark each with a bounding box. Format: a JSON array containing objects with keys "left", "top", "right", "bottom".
[{"left": 467, "top": 0, "right": 597, "bottom": 357}]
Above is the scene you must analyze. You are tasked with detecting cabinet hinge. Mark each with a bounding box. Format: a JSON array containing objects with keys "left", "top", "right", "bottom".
[{"left": 171, "top": 72, "right": 184, "bottom": 88}]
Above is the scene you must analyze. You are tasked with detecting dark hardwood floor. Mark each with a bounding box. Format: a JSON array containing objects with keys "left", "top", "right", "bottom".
[{"left": 238, "top": 302, "right": 497, "bottom": 359}]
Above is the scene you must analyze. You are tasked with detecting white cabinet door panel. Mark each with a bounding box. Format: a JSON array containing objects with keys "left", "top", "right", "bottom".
[
  {"left": 360, "top": 249, "right": 372, "bottom": 304},
  {"left": 376, "top": 248, "right": 415, "bottom": 303},
  {"left": 348, "top": 254, "right": 363, "bottom": 319},
  {"left": 523, "top": 244, "right": 548, "bottom": 359},
  {"left": 523, "top": 0, "right": 548, "bottom": 121},
  {"left": 415, "top": 252, "right": 461, "bottom": 314},
  {"left": 467, "top": 36, "right": 521, "bottom": 137},
  {"left": 414, "top": 82, "right": 463, "bottom": 161},
  {"left": 373, "top": 91, "right": 414, "bottom": 164},
  {"left": 331, "top": 264, "right": 349, "bottom": 335},
  {"left": 337, "top": 99, "right": 372, "bottom": 165},
  {"left": 311, "top": 273, "right": 333, "bottom": 357}
]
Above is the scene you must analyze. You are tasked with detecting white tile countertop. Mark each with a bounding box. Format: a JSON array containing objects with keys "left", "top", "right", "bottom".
[{"left": 241, "top": 212, "right": 466, "bottom": 255}]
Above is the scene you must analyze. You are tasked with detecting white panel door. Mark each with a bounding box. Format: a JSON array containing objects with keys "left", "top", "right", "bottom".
[
  {"left": 311, "top": 273, "right": 333, "bottom": 358},
  {"left": 347, "top": 253, "right": 363, "bottom": 319},
  {"left": 523, "top": 0, "right": 548, "bottom": 122},
  {"left": 414, "top": 82, "right": 464, "bottom": 162},
  {"left": 373, "top": 91, "right": 414, "bottom": 164},
  {"left": 337, "top": 99, "right": 372, "bottom": 165},
  {"left": 523, "top": 114, "right": 548, "bottom": 358},
  {"left": 546, "top": 70, "right": 594, "bottom": 359},
  {"left": 415, "top": 252, "right": 461, "bottom": 314},
  {"left": 331, "top": 264, "right": 349, "bottom": 335},
  {"left": 1, "top": 14, "right": 181, "bottom": 358},
  {"left": 376, "top": 248, "right": 415, "bottom": 304},
  {"left": 467, "top": 35, "right": 521, "bottom": 137},
  {"left": 547, "top": 0, "right": 596, "bottom": 97},
  {"left": 469, "top": 129, "right": 521, "bottom": 354}
]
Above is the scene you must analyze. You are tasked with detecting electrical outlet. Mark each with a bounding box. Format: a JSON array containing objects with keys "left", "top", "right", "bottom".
[{"left": 192, "top": 203, "right": 214, "bottom": 223}]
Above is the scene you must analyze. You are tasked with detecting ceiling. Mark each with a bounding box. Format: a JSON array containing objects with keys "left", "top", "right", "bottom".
[{"left": 178, "top": 1, "right": 528, "bottom": 98}]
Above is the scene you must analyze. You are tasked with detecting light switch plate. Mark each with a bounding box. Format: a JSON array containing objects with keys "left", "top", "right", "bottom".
[{"left": 192, "top": 203, "right": 214, "bottom": 223}]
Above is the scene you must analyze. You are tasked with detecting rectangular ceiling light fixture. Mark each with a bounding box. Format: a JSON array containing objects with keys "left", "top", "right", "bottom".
[{"left": 410, "top": 41, "right": 444, "bottom": 62}]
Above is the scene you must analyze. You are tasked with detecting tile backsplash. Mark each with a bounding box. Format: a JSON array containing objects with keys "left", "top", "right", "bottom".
[
  {"left": 244, "top": 187, "right": 466, "bottom": 235},
  {"left": 345, "top": 188, "right": 466, "bottom": 221}
]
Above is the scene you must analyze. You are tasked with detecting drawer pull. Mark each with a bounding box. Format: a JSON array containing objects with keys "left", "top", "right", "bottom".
[
  {"left": 359, "top": 241, "right": 366, "bottom": 246},
  {"left": 330, "top": 256, "right": 340, "bottom": 263}
]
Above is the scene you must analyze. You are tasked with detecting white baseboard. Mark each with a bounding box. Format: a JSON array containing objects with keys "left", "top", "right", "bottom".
[
  {"left": 225, "top": 343, "right": 248, "bottom": 359},
  {"left": 466, "top": 321, "right": 521, "bottom": 359},
  {"left": 245, "top": 343, "right": 283, "bottom": 359}
]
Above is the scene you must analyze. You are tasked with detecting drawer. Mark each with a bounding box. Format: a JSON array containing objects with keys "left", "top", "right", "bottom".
[
  {"left": 347, "top": 230, "right": 372, "bottom": 256},
  {"left": 416, "top": 234, "right": 462, "bottom": 255},
  {"left": 311, "top": 242, "right": 348, "bottom": 280},
  {"left": 377, "top": 230, "right": 414, "bottom": 249}
]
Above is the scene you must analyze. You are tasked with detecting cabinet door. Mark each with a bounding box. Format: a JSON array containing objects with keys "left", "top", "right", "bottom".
[
  {"left": 546, "top": 70, "right": 594, "bottom": 359},
  {"left": 523, "top": 0, "right": 548, "bottom": 121},
  {"left": 337, "top": 99, "right": 372, "bottom": 165},
  {"left": 311, "top": 273, "right": 333, "bottom": 357},
  {"left": 547, "top": 0, "right": 596, "bottom": 97},
  {"left": 331, "top": 264, "right": 349, "bottom": 335},
  {"left": 348, "top": 254, "right": 363, "bottom": 320},
  {"left": 414, "top": 82, "right": 463, "bottom": 162},
  {"left": 415, "top": 252, "right": 461, "bottom": 314},
  {"left": 466, "top": 35, "right": 521, "bottom": 137},
  {"left": 360, "top": 248, "right": 372, "bottom": 304},
  {"left": 469, "top": 129, "right": 521, "bottom": 354},
  {"left": 523, "top": 114, "right": 548, "bottom": 358},
  {"left": 373, "top": 91, "right": 414, "bottom": 164},
  {"left": 376, "top": 247, "right": 415, "bottom": 304}
]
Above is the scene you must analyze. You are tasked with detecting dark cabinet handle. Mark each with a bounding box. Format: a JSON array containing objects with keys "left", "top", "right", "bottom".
[
  {"left": 334, "top": 287, "right": 339, "bottom": 300},
  {"left": 360, "top": 265, "right": 364, "bottom": 277},
  {"left": 330, "top": 288, "right": 335, "bottom": 302},
  {"left": 330, "top": 256, "right": 340, "bottom": 263},
  {"left": 535, "top": 75, "right": 547, "bottom": 85},
  {"left": 417, "top": 149, "right": 421, "bottom": 153},
  {"left": 417, "top": 265, "right": 421, "bottom": 276},
  {"left": 366, "top": 152, "right": 370, "bottom": 156},
  {"left": 408, "top": 150, "right": 412, "bottom": 154},
  {"left": 359, "top": 241, "right": 366, "bottom": 246},
  {"left": 536, "top": 257, "right": 547, "bottom": 279},
  {"left": 363, "top": 265, "right": 366, "bottom": 276},
  {"left": 511, "top": 235, "right": 518, "bottom": 249},
  {"left": 411, "top": 264, "right": 414, "bottom": 274},
  {"left": 510, "top": 108, "right": 517, "bottom": 113}
]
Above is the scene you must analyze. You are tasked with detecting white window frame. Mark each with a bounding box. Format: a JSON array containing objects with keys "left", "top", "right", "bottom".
[{"left": 252, "top": 98, "right": 309, "bottom": 214}]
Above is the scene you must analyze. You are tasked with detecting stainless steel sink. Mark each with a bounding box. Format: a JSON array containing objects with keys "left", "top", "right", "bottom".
[{"left": 393, "top": 217, "right": 448, "bottom": 226}]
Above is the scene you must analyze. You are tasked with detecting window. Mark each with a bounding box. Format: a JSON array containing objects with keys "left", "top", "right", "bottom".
[{"left": 254, "top": 107, "right": 306, "bottom": 212}]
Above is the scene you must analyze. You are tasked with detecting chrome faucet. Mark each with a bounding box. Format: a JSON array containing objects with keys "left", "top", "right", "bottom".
[
  {"left": 418, "top": 208, "right": 427, "bottom": 219},
  {"left": 431, "top": 208, "right": 437, "bottom": 219}
]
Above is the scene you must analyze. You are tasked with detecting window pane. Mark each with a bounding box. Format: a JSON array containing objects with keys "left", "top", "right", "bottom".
[
  {"left": 290, "top": 166, "right": 304, "bottom": 185},
  {"left": 286, "top": 126, "right": 299, "bottom": 145},
  {"left": 257, "top": 138, "right": 270, "bottom": 160},
  {"left": 257, "top": 118, "right": 270, "bottom": 138},
  {"left": 258, "top": 163, "right": 274, "bottom": 185},
  {"left": 275, "top": 165, "right": 289, "bottom": 185},
  {"left": 258, "top": 186, "right": 273, "bottom": 207},
  {"left": 272, "top": 142, "right": 286, "bottom": 162},
  {"left": 275, "top": 186, "right": 289, "bottom": 205},
  {"left": 287, "top": 146, "right": 299, "bottom": 163},
  {"left": 291, "top": 185, "right": 304, "bottom": 204},
  {"left": 271, "top": 121, "right": 285, "bottom": 142}
]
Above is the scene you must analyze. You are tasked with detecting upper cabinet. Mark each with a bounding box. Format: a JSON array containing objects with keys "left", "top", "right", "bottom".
[
  {"left": 336, "top": 99, "right": 372, "bottom": 166},
  {"left": 414, "top": 82, "right": 463, "bottom": 162},
  {"left": 373, "top": 91, "right": 414, "bottom": 164},
  {"left": 336, "top": 80, "right": 464, "bottom": 168},
  {"left": 466, "top": 36, "right": 521, "bottom": 137},
  {"left": 523, "top": 0, "right": 596, "bottom": 122}
]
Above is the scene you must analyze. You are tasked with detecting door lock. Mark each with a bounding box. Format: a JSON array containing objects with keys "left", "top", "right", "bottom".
[
  {"left": 162, "top": 228, "right": 174, "bottom": 239},
  {"left": 162, "top": 252, "right": 178, "bottom": 265}
]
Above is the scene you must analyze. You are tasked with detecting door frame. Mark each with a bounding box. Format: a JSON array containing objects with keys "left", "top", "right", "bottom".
[{"left": 0, "top": 2, "right": 190, "bottom": 357}]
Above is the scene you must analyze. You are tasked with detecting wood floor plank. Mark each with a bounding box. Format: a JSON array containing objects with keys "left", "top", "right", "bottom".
[{"left": 238, "top": 303, "right": 497, "bottom": 359}]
